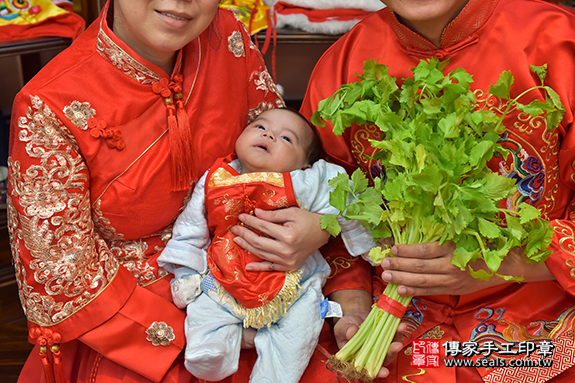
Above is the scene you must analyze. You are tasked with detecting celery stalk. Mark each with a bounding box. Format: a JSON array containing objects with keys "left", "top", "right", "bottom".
[{"left": 318, "top": 58, "right": 562, "bottom": 382}]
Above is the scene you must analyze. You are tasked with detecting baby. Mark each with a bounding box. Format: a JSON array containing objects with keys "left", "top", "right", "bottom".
[{"left": 158, "top": 108, "right": 375, "bottom": 382}]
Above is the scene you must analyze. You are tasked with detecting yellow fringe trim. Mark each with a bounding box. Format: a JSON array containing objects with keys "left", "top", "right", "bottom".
[{"left": 235, "top": 269, "right": 303, "bottom": 329}]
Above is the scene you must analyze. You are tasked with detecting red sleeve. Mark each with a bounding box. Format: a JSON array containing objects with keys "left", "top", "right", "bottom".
[
  {"left": 321, "top": 237, "right": 373, "bottom": 296},
  {"left": 8, "top": 91, "right": 185, "bottom": 382},
  {"left": 229, "top": 9, "right": 285, "bottom": 120}
]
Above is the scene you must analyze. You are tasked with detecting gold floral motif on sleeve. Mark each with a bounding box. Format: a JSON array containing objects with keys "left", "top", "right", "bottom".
[
  {"left": 228, "top": 30, "right": 245, "bottom": 58},
  {"left": 63, "top": 101, "right": 96, "bottom": 129},
  {"left": 111, "top": 239, "right": 167, "bottom": 285},
  {"left": 248, "top": 99, "right": 284, "bottom": 123},
  {"left": 250, "top": 69, "right": 282, "bottom": 98},
  {"left": 8, "top": 95, "right": 119, "bottom": 326}
]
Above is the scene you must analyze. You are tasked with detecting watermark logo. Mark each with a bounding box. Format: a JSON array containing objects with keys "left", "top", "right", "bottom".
[
  {"left": 411, "top": 340, "right": 555, "bottom": 368},
  {"left": 412, "top": 340, "right": 441, "bottom": 368}
]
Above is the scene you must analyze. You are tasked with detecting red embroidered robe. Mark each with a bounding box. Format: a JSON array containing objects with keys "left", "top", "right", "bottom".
[
  {"left": 205, "top": 157, "right": 301, "bottom": 328},
  {"left": 301, "top": 0, "right": 575, "bottom": 382}
]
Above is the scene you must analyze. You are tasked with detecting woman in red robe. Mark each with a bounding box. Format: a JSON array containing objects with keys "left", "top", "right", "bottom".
[
  {"left": 7, "top": 0, "right": 336, "bottom": 382},
  {"left": 300, "top": 0, "right": 575, "bottom": 381}
]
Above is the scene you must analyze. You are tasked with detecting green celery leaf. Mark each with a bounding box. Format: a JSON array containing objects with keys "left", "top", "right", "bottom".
[
  {"left": 489, "top": 70, "right": 514, "bottom": 100},
  {"left": 505, "top": 214, "right": 524, "bottom": 241},
  {"left": 345, "top": 202, "right": 384, "bottom": 226},
  {"left": 449, "top": 67, "right": 474, "bottom": 88},
  {"left": 368, "top": 246, "right": 390, "bottom": 264},
  {"left": 516, "top": 101, "right": 544, "bottom": 117},
  {"left": 320, "top": 214, "right": 342, "bottom": 237},
  {"left": 478, "top": 218, "right": 501, "bottom": 239},
  {"left": 518, "top": 202, "right": 541, "bottom": 224},
  {"left": 351, "top": 168, "right": 369, "bottom": 194},
  {"left": 484, "top": 248, "right": 504, "bottom": 272},
  {"left": 358, "top": 187, "right": 384, "bottom": 205},
  {"left": 371, "top": 220, "right": 392, "bottom": 241},
  {"left": 469, "top": 140, "right": 494, "bottom": 167},
  {"left": 328, "top": 188, "right": 349, "bottom": 213},
  {"left": 482, "top": 172, "right": 517, "bottom": 200},
  {"left": 529, "top": 64, "right": 548, "bottom": 85},
  {"left": 452, "top": 243, "right": 479, "bottom": 270},
  {"left": 468, "top": 266, "right": 493, "bottom": 280}
]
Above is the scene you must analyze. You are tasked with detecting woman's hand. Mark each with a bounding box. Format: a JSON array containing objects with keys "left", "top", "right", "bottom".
[
  {"left": 230, "top": 207, "right": 330, "bottom": 271},
  {"left": 381, "top": 242, "right": 555, "bottom": 297},
  {"left": 330, "top": 289, "right": 405, "bottom": 379}
]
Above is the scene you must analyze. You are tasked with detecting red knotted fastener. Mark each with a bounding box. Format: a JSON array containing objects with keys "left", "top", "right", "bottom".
[
  {"left": 30, "top": 327, "right": 68, "bottom": 383},
  {"left": 153, "top": 74, "right": 196, "bottom": 191}
]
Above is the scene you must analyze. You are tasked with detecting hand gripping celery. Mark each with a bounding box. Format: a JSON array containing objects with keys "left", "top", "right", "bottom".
[{"left": 312, "top": 58, "right": 564, "bottom": 381}]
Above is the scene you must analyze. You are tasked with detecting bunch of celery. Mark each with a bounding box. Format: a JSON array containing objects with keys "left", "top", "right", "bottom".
[{"left": 312, "top": 58, "right": 564, "bottom": 381}]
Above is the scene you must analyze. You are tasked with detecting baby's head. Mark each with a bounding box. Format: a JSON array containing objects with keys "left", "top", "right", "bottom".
[{"left": 235, "top": 108, "right": 322, "bottom": 174}]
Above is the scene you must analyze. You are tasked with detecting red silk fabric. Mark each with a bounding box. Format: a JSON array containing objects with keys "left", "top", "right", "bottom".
[{"left": 205, "top": 157, "right": 299, "bottom": 310}]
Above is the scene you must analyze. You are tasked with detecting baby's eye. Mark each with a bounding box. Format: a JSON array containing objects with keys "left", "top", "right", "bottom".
[
  {"left": 282, "top": 136, "right": 292, "bottom": 143},
  {"left": 256, "top": 125, "right": 265, "bottom": 130}
]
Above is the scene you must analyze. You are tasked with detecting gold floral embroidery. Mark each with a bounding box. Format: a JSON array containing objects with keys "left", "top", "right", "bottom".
[
  {"left": 542, "top": 159, "right": 560, "bottom": 215},
  {"left": 146, "top": 321, "right": 175, "bottom": 346},
  {"left": 325, "top": 255, "right": 354, "bottom": 279},
  {"left": 63, "top": 101, "right": 96, "bottom": 129},
  {"left": 96, "top": 27, "right": 160, "bottom": 85},
  {"left": 258, "top": 291, "right": 270, "bottom": 305},
  {"left": 474, "top": 89, "right": 559, "bottom": 163},
  {"left": 228, "top": 30, "right": 245, "bottom": 58},
  {"left": 18, "top": 95, "right": 80, "bottom": 153},
  {"left": 214, "top": 194, "right": 244, "bottom": 221},
  {"left": 262, "top": 189, "right": 289, "bottom": 208},
  {"left": 9, "top": 162, "right": 119, "bottom": 325},
  {"left": 92, "top": 200, "right": 124, "bottom": 242},
  {"left": 351, "top": 124, "right": 380, "bottom": 176},
  {"left": 555, "top": 221, "right": 575, "bottom": 280},
  {"left": 208, "top": 167, "right": 285, "bottom": 188},
  {"left": 210, "top": 236, "right": 241, "bottom": 280},
  {"left": 248, "top": 99, "right": 284, "bottom": 123},
  {"left": 251, "top": 69, "right": 282, "bottom": 98},
  {"left": 9, "top": 95, "right": 119, "bottom": 325}
]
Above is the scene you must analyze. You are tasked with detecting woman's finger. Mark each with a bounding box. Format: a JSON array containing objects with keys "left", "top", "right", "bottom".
[
  {"left": 236, "top": 209, "right": 291, "bottom": 241},
  {"left": 381, "top": 255, "right": 453, "bottom": 275},
  {"left": 392, "top": 241, "right": 455, "bottom": 259},
  {"left": 230, "top": 228, "right": 284, "bottom": 262},
  {"left": 381, "top": 267, "right": 470, "bottom": 296},
  {"left": 245, "top": 260, "right": 289, "bottom": 272}
]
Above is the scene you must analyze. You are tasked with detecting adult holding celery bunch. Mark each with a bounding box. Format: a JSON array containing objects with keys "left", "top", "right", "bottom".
[{"left": 300, "top": 0, "right": 575, "bottom": 381}]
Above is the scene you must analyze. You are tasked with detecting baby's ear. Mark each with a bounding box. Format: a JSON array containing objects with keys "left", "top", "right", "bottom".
[{"left": 302, "top": 163, "right": 312, "bottom": 170}]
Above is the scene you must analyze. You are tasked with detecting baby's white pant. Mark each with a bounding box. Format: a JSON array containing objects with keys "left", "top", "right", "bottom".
[{"left": 183, "top": 253, "right": 329, "bottom": 383}]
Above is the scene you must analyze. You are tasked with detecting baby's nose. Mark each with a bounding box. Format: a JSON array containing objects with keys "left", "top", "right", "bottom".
[{"left": 262, "top": 132, "right": 275, "bottom": 140}]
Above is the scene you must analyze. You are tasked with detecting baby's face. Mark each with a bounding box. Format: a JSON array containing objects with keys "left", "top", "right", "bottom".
[{"left": 235, "top": 109, "right": 312, "bottom": 174}]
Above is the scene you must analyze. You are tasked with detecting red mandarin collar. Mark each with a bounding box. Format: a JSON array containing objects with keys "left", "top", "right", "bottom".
[
  {"left": 389, "top": 0, "right": 499, "bottom": 55},
  {"left": 97, "top": 0, "right": 184, "bottom": 80}
]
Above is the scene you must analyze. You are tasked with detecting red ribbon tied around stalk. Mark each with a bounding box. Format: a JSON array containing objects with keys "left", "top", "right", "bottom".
[{"left": 376, "top": 294, "right": 409, "bottom": 318}]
